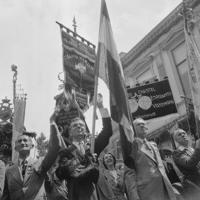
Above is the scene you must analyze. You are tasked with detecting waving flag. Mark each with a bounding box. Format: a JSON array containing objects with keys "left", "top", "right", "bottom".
[{"left": 95, "top": 0, "right": 134, "bottom": 159}]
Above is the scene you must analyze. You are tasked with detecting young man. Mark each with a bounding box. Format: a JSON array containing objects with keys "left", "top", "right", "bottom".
[{"left": 2, "top": 111, "right": 62, "bottom": 200}]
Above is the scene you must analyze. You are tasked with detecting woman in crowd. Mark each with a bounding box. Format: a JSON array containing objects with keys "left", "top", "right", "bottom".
[{"left": 97, "top": 153, "right": 127, "bottom": 200}]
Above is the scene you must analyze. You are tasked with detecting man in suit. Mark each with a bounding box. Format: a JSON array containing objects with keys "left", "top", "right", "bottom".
[
  {"left": 122, "top": 118, "right": 178, "bottom": 200},
  {"left": 2, "top": 111, "right": 62, "bottom": 200},
  {"left": 173, "top": 129, "right": 200, "bottom": 199},
  {"left": 47, "top": 98, "right": 112, "bottom": 200}
]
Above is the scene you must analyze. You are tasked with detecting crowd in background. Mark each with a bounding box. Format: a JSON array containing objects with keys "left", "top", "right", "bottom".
[{"left": 0, "top": 95, "right": 200, "bottom": 200}]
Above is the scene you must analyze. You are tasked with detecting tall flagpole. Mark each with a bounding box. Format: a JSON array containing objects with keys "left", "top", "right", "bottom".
[{"left": 91, "top": 67, "right": 98, "bottom": 154}]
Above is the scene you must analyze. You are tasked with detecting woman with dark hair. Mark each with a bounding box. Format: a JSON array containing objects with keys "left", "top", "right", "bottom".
[{"left": 97, "top": 153, "right": 127, "bottom": 200}]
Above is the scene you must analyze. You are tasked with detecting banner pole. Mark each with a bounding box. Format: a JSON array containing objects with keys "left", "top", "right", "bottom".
[{"left": 91, "top": 72, "right": 99, "bottom": 154}]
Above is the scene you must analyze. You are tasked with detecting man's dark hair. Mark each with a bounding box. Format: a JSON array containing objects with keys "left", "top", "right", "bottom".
[{"left": 22, "top": 131, "right": 37, "bottom": 138}]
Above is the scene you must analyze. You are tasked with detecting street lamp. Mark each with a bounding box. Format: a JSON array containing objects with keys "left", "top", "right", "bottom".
[{"left": 11, "top": 65, "right": 18, "bottom": 107}]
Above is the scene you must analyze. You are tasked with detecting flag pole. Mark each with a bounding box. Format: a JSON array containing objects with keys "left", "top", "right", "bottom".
[
  {"left": 91, "top": 70, "right": 99, "bottom": 154},
  {"left": 90, "top": 0, "right": 102, "bottom": 154}
]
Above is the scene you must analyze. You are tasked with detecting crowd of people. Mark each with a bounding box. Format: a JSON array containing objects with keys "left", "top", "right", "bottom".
[{"left": 0, "top": 95, "right": 200, "bottom": 200}]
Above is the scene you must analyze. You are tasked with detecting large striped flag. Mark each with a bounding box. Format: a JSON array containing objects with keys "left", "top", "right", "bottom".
[
  {"left": 185, "top": 28, "right": 200, "bottom": 137},
  {"left": 95, "top": 0, "right": 134, "bottom": 159}
]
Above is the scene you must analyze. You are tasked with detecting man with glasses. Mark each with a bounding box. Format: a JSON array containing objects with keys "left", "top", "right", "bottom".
[
  {"left": 45, "top": 96, "right": 112, "bottom": 200},
  {"left": 173, "top": 129, "right": 200, "bottom": 199}
]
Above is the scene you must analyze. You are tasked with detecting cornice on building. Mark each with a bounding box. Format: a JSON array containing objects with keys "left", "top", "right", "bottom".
[
  {"left": 147, "top": 114, "right": 187, "bottom": 139},
  {"left": 122, "top": 0, "right": 200, "bottom": 68}
]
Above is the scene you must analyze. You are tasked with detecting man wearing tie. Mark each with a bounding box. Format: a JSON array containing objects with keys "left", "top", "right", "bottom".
[
  {"left": 2, "top": 111, "right": 62, "bottom": 200},
  {"left": 46, "top": 97, "right": 112, "bottom": 200},
  {"left": 122, "top": 118, "right": 178, "bottom": 200}
]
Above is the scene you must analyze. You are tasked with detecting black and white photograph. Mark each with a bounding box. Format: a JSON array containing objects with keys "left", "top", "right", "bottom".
[{"left": 1, "top": 0, "right": 200, "bottom": 199}]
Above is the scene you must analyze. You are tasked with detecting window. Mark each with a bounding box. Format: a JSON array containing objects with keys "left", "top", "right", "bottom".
[{"left": 171, "top": 41, "right": 192, "bottom": 99}]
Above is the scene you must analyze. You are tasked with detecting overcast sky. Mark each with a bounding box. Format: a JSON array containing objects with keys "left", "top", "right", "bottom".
[{"left": 0, "top": 0, "right": 182, "bottom": 137}]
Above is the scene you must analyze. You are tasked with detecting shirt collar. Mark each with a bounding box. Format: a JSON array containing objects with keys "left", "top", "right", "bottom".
[{"left": 18, "top": 156, "right": 31, "bottom": 166}]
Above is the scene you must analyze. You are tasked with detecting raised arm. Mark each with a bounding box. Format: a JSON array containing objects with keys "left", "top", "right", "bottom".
[
  {"left": 23, "top": 111, "right": 63, "bottom": 200},
  {"left": 120, "top": 129, "right": 137, "bottom": 169},
  {"left": 94, "top": 107, "right": 112, "bottom": 156},
  {"left": 40, "top": 122, "right": 62, "bottom": 173}
]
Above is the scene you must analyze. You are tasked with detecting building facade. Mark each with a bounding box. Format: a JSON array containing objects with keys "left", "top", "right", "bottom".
[
  {"left": 121, "top": 0, "right": 200, "bottom": 140},
  {"left": 100, "top": 0, "right": 200, "bottom": 162}
]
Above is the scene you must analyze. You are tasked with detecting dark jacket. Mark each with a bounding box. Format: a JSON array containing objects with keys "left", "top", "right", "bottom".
[
  {"left": 51, "top": 116, "right": 112, "bottom": 200},
  {"left": 173, "top": 147, "right": 200, "bottom": 200},
  {"left": 173, "top": 147, "right": 200, "bottom": 186},
  {"left": 2, "top": 124, "right": 61, "bottom": 200}
]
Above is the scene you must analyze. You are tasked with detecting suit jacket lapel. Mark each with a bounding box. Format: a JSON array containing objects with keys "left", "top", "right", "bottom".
[
  {"left": 10, "top": 164, "right": 23, "bottom": 185},
  {"left": 149, "top": 143, "right": 163, "bottom": 166},
  {"left": 140, "top": 143, "right": 157, "bottom": 163}
]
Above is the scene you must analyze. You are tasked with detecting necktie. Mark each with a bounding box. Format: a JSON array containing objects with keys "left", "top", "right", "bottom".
[
  {"left": 21, "top": 160, "right": 27, "bottom": 178},
  {"left": 144, "top": 139, "right": 154, "bottom": 155},
  {"left": 78, "top": 142, "right": 85, "bottom": 155}
]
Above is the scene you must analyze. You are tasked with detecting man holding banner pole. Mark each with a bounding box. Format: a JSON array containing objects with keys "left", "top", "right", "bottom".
[
  {"left": 46, "top": 92, "right": 112, "bottom": 200},
  {"left": 95, "top": 0, "right": 180, "bottom": 199}
]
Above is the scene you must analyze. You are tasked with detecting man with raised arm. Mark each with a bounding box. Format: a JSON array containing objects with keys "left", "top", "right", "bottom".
[
  {"left": 45, "top": 95, "right": 112, "bottom": 200},
  {"left": 2, "top": 110, "right": 62, "bottom": 200},
  {"left": 122, "top": 118, "right": 178, "bottom": 200}
]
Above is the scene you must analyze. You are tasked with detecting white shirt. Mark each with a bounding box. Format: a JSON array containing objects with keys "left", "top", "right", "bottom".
[{"left": 73, "top": 141, "right": 85, "bottom": 155}]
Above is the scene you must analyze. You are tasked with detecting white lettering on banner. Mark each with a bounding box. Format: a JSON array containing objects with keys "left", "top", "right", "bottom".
[
  {"left": 138, "top": 87, "right": 156, "bottom": 95},
  {"left": 151, "top": 92, "right": 172, "bottom": 100},
  {"left": 152, "top": 100, "right": 175, "bottom": 108}
]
